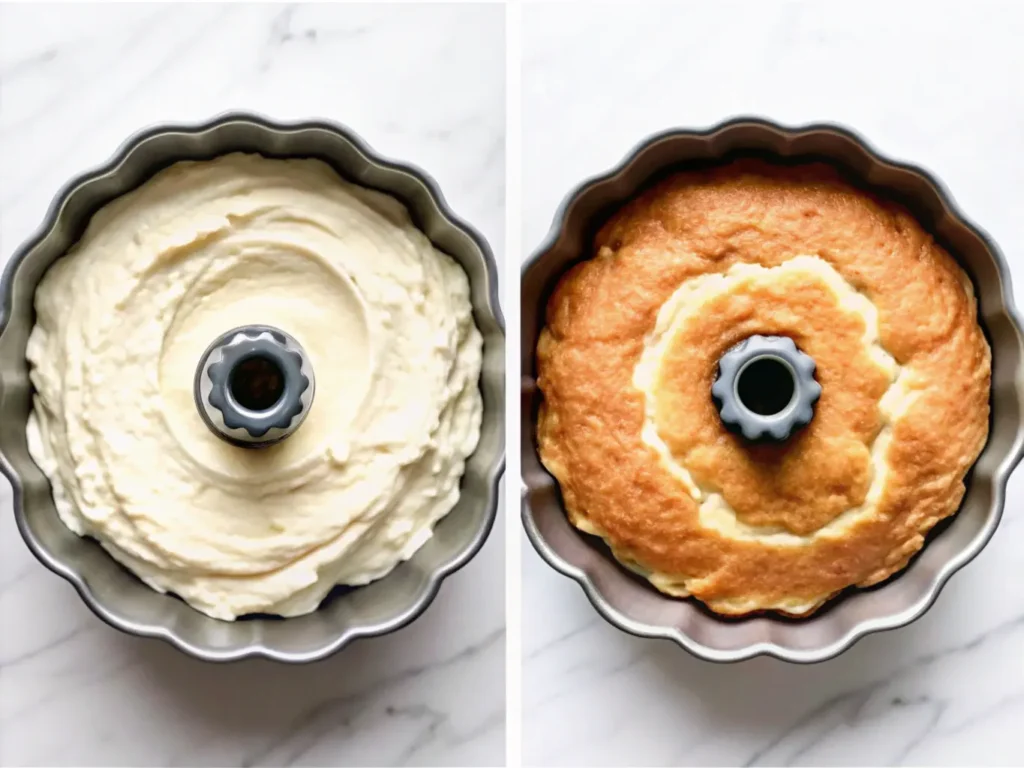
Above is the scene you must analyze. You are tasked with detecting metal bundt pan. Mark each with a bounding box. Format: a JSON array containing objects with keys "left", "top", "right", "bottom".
[
  {"left": 0, "top": 112, "right": 505, "bottom": 662},
  {"left": 521, "top": 117, "right": 1024, "bottom": 663}
]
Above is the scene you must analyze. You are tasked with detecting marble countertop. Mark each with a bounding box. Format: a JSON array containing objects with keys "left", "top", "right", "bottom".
[
  {"left": 522, "top": 3, "right": 1024, "bottom": 766},
  {"left": 0, "top": 4, "right": 505, "bottom": 766}
]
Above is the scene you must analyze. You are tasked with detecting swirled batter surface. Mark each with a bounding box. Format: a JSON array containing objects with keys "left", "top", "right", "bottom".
[{"left": 27, "top": 154, "right": 483, "bottom": 620}]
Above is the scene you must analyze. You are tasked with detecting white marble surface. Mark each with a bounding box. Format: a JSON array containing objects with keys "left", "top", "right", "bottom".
[
  {"left": 0, "top": 4, "right": 504, "bottom": 766},
  {"left": 523, "top": 3, "right": 1024, "bottom": 766}
]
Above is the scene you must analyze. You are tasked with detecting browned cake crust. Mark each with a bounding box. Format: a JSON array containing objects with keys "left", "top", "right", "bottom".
[{"left": 535, "top": 160, "right": 991, "bottom": 616}]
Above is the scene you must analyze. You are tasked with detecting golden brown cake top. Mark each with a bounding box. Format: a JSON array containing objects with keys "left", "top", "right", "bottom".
[{"left": 536, "top": 160, "right": 990, "bottom": 616}]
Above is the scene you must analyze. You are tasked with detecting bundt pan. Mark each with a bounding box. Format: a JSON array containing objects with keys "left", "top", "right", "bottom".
[
  {"left": 521, "top": 117, "right": 1024, "bottom": 663},
  {"left": 0, "top": 112, "right": 505, "bottom": 662}
]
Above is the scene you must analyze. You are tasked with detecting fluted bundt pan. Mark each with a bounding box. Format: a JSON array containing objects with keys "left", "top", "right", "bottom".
[
  {"left": 0, "top": 112, "right": 505, "bottom": 662},
  {"left": 521, "top": 117, "right": 1024, "bottom": 663}
]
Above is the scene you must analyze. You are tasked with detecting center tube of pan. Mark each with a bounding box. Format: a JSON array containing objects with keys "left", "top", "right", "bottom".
[{"left": 193, "top": 325, "right": 315, "bottom": 448}]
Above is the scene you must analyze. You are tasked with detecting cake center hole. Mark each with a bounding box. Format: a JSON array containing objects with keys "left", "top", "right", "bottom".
[
  {"left": 230, "top": 355, "right": 285, "bottom": 412},
  {"left": 737, "top": 356, "right": 795, "bottom": 416}
]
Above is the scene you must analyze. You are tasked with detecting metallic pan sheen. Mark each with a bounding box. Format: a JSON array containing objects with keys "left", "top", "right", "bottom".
[
  {"left": 0, "top": 112, "right": 505, "bottom": 662},
  {"left": 521, "top": 117, "right": 1024, "bottom": 663}
]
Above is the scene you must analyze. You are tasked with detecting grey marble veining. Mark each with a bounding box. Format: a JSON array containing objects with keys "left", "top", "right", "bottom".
[
  {"left": 0, "top": 3, "right": 505, "bottom": 766},
  {"left": 522, "top": 2, "right": 1024, "bottom": 766}
]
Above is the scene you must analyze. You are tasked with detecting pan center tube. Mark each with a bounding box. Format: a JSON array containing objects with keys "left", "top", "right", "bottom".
[{"left": 194, "top": 324, "right": 315, "bottom": 448}]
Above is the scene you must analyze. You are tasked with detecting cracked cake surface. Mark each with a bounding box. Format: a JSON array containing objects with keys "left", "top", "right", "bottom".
[{"left": 535, "top": 160, "right": 990, "bottom": 616}]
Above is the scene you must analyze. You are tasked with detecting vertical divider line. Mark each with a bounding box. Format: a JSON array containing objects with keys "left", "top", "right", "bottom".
[{"left": 504, "top": 0, "right": 523, "bottom": 765}]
